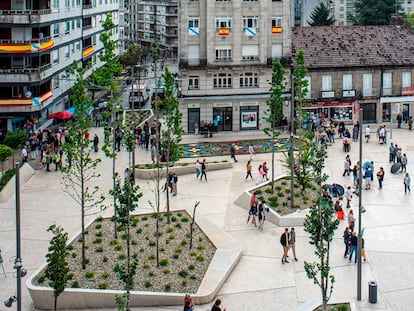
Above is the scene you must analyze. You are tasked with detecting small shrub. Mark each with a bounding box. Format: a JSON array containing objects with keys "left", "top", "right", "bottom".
[
  {"left": 98, "top": 283, "right": 107, "bottom": 289},
  {"left": 121, "top": 234, "right": 127, "bottom": 240},
  {"left": 114, "top": 245, "right": 122, "bottom": 251},
  {"left": 190, "top": 251, "right": 197, "bottom": 257},
  {"left": 67, "top": 273, "right": 73, "bottom": 280},
  {"left": 148, "top": 254, "right": 156, "bottom": 260},
  {"left": 102, "top": 272, "right": 110, "bottom": 278},
  {"left": 166, "top": 227, "right": 174, "bottom": 233},
  {"left": 72, "top": 252, "right": 77, "bottom": 258},
  {"left": 165, "top": 283, "right": 171, "bottom": 292},
  {"left": 37, "top": 275, "right": 45, "bottom": 283},
  {"left": 136, "top": 228, "right": 143, "bottom": 234},
  {"left": 84, "top": 245, "right": 89, "bottom": 250},
  {"left": 265, "top": 187, "right": 273, "bottom": 193},
  {"left": 196, "top": 244, "right": 205, "bottom": 250},
  {"left": 159, "top": 258, "right": 169, "bottom": 266},
  {"left": 160, "top": 247, "right": 165, "bottom": 252},
  {"left": 149, "top": 241, "right": 156, "bottom": 247},
  {"left": 178, "top": 270, "right": 188, "bottom": 277},
  {"left": 143, "top": 263, "right": 150, "bottom": 269},
  {"left": 284, "top": 188, "right": 291, "bottom": 194},
  {"left": 185, "top": 232, "right": 191, "bottom": 238},
  {"left": 109, "top": 240, "right": 118, "bottom": 245},
  {"left": 131, "top": 240, "right": 137, "bottom": 245},
  {"left": 103, "top": 256, "right": 108, "bottom": 263},
  {"left": 96, "top": 216, "right": 103, "bottom": 222},
  {"left": 303, "top": 195, "right": 310, "bottom": 201},
  {"left": 144, "top": 280, "right": 152, "bottom": 288},
  {"left": 173, "top": 254, "right": 179, "bottom": 259},
  {"left": 148, "top": 271, "right": 154, "bottom": 277},
  {"left": 141, "top": 216, "right": 148, "bottom": 221},
  {"left": 190, "top": 274, "right": 197, "bottom": 280},
  {"left": 95, "top": 246, "right": 104, "bottom": 253},
  {"left": 139, "top": 247, "right": 145, "bottom": 253},
  {"left": 181, "top": 240, "right": 188, "bottom": 246},
  {"left": 177, "top": 212, "right": 182, "bottom": 217},
  {"left": 255, "top": 189, "right": 263, "bottom": 195},
  {"left": 188, "top": 264, "right": 195, "bottom": 270},
  {"left": 196, "top": 255, "right": 205, "bottom": 262},
  {"left": 116, "top": 225, "right": 123, "bottom": 232},
  {"left": 277, "top": 192, "right": 284, "bottom": 198},
  {"left": 175, "top": 223, "right": 181, "bottom": 229},
  {"left": 151, "top": 212, "right": 158, "bottom": 218},
  {"left": 85, "top": 272, "right": 94, "bottom": 279},
  {"left": 118, "top": 253, "right": 126, "bottom": 260},
  {"left": 198, "top": 237, "right": 203, "bottom": 242},
  {"left": 175, "top": 247, "right": 183, "bottom": 253},
  {"left": 294, "top": 192, "right": 300, "bottom": 198},
  {"left": 171, "top": 216, "right": 177, "bottom": 222},
  {"left": 84, "top": 230, "right": 89, "bottom": 235},
  {"left": 169, "top": 234, "right": 176, "bottom": 240},
  {"left": 93, "top": 237, "right": 102, "bottom": 244},
  {"left": 163, "top": 268, "right": 170, "bottom": 274},
  {"left": 95, "top": 231, "right": 102, "bottom": 237},
  {"left": 66, "top": 245, "right": 74, "bottom": 251},
  {"left": 71, "top": 281, "right": 79, "bottom": 288},
  {"left": 181, "top": 217, "right": 189, "bottom": 223},
  {"left": 77, "top": 238, "right": 82, "bottom": 243},
  {"left": 294, "top": 204, "right": 301, "bottom": 209},
  {"left": 95, "top": 224, "right": 102, "bottom": 229},
  {"left": 180, "top": 280, "right": 187, "bottom": 287}
]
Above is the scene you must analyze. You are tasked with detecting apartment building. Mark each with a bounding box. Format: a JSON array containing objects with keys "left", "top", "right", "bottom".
[
  {"left": 0, "top": 0, "right": 119, "bottom": 133},
  {"left": 135, "top": 0, "right": 178, "bottom": 60},
  {"left": 292, "top": 25, "right": 414, "bottom": 124},
  {"left": 179, "top": 0, "right": 292, "bottom": 133}
]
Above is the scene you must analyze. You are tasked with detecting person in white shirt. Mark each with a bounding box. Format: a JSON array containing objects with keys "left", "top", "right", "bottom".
[{"left": 365, "top": 125, "right": 371, "bottom": 143}]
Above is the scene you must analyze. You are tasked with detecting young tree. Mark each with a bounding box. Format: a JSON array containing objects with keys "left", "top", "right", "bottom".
[
  {"left": 44, "top": 224, "right": 69, "bottom": 311},
  {"left": 0, "top": 144, "right": 13, "bottom": 175},
  {"left": 161, "top": 67, "right": 184, "bottom": 222},
  {"left": 307, "top": 2, "right": 336, "bottom": 26},
  {"left": 62, "top": 61, "right": 105, "bottom": 269},
  {"left": 352, "top": 0, "right": 402, "bottom": 25},
  {"left": 293, "top": 49, "right": 309, "bottom": 132},
  {"left": 263, "top": 60, "right": 285, "bottom": 192},
  {"left": 4, "top": 130, "right": 27, "bottom": 163},
  {"left": 304, "top": 144, "right": 339, "bottom": 311}
]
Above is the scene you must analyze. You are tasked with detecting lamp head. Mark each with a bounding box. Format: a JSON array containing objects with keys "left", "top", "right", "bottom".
[{"left": 4, "top": 296, "right": 16, "bottom": 308}]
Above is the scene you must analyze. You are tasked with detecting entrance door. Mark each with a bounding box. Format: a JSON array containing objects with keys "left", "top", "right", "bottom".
[
  {"left": 213, "top": 107, "right": 232, "bottom": 131},
  {"left": 361, "top": 103, "right": 376, "bottom": 123},
  {"left": 187, "top": 108, "right": 200, "bottom": 133}
]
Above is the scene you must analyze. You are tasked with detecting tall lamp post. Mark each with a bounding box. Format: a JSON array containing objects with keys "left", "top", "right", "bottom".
[
  {"left": 290, "top": 70, "right": 295, "bottom": 209},
  {"left": 357, "top": 108, "right": 363, "bottom": 301}
]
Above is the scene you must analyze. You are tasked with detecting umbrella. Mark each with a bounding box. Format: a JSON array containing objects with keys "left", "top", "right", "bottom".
[
  {"left": 48, "top": 110, "right": 73, "bottom": 120},
  {"left": 391, "top": 163, "right": 401, "bottom": 174}
]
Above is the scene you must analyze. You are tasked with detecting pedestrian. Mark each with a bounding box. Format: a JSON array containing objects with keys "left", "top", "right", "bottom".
[
  {"left": 257, "top": 164, "right": 265, "bottom": 184},
  {"left": 348, "top": 209, "right": 356, "bottom": 232},
  {"left": 45, "top": 152, "right": 51, "bottom": 172},
  {"left": 288, "top": 227, "right": 298, "bottom": 261},
  {"left": 389, "top": 142, "right": 395, "bottom": 163},
  {"left": 53, "top": 151, "right": 61, "bottom": 171},
  {"left": 245, "top": 160, "right": 253, "bottom": 180},
  {"left": 345, "top": 186, "right": 353, "bottom": 208},
  {"left": 397, "top": 113, "right": 403, "bottom": 128},
  {"left": 409, "top": 116, "right": 413, "bottom": 130},
  {"left": 343, "top": 136, "right": 350, "bottom": 153},
  {"left": 364, "top": 167, "right": 372, "bottom": 190},
  {"left": 200, "top": 159, "right": 207, "bottom": 182},
  {"left": 334, "top": 200, "right": 345, "bottom": 220},
  {"left": 401, "top": 153, "right": 408, "bottom": 173},
  {"left": 280, "top": 228, "right": 289, "bottom": 264},
  {"left": 230, "top": 143, "right": 238, "bottom": 163},
  {"left": 257, "top": 200, "right": 265, "bottom": 232},
  {"left": 248, "top": 143, "right": 255, "bottom": 160},
  {"left": 404, "top": 173, "right": 411, "bottom": 194},
  {"left": 184, "top": 294, "right": 194, "bottom": 311},
  {"left": 343, "top": 227, "right": 351, "bottom": 258},
  {"left": 247, "top": 191, "right": 257, "bottom": 224},
  {"left": 348, "top": 231, "right": 358, "bottom": 264},
  {"left": 364, "top": 125, "right": 370, "bottom": 143},
  {"left": 211, "top": 298, "right": 226, "bottom": 311},
  {"left": 171, "top": 172, "right": 178, "bottom": 196},
  {"left": 93, "top": 134, "right": 99, "bottom": 152},
  {"left": 352, "top": 165, "right": 358, "bottom": 185},
  {"left": 396, "top": 145, "right": 402, "bottom": 163},
  {"left": 343, "top": 155, "right": 351, "bottom": 176},
  {"left": 150, "top": 143, "right": 157, "bottom": 164},
  {"left": 262, "top": 162, "right": 269, "bottom": 180},
  {"left": 376, "top": 167, "right": 385, "bottom": 189},
  {"left": 21, "top": 146, "right": 28, "bottom": 163},
  {"left": 195, "top": 159, "right": 201, "bottom": 179},
  {"left": 361, "top": 238, "right": 367, "bottom": 262}
]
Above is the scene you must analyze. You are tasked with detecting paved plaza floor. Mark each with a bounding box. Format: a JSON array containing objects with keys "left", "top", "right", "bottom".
[{"left": 0, "top": 125, "right": 413, "bottom": 311}]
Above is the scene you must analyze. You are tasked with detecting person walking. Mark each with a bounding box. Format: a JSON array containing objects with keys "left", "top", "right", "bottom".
[
  {"left": 364, "top": 167, "right": 372, "bottom": 190},
  {"left": 280, "top": 228, "right": 290, "bottom": 264},
  {"left": 288, "top": 227, "right": 298, "bottom": 261},
  {"left": 200, "top": 159, "right": 208, "bottom": 182},
  {"left": 171, "top": 172, "right": 178, "bottom": 196},
  {"left": 343, "top": 155, "right": 351, "bottom": 176},
  {"left": 345, "top": 186, "right": 353, "bottom": 208},
  {"left": 93, "top": 134, "right": 99, "bottom": 152},
  {"left": 248, "top": 198, "right": 258, "bottom": 227},
  {"left": 348, "top": 209, "right": 356, "bottom": 232},
  {"left": 401, "top": 153, "right": 408, "bottom": 173},
  {"left": 348, "top": 231, "right": 358, "bottom": 264},
  {"left": 150, "top": 143, "right": 157, "bottom": 164},
  {"left": 247, "top": 192, "right": 257, "bottom": 224},
  {"left": 230, "top": 143, "right": 238, "bottom": 163},
  {"left": 245, "top": 160, "right": 253, "bottom": 180},
  {"left": 364, "top": 125, "right": 371, "bottom": 143},
  {"left": 376, "top": 167, "right": 385, "bottom": 189},
  {"left": 184, "top": 294, "right": 194, "bottom": 311},
  {"left": 195, "top": 159, "right": 201, "bottom": 179},
  {"left": 211, "top": 298, "right": 226, "bottom": 311},
  {"left": 257, "top": 201, "right": 265, "bottom": 231},
  {"left": 343, "top": 227, "right": 351, "bottom": 258},
  {"left": 404, "top": 173, "right": 411, "bottom": 194},
  {"left": 248, "top": 143, "right": 255, "bottom": 160},
  {"left": 389, "top": 142, "right": 395, "bottom": 163}
]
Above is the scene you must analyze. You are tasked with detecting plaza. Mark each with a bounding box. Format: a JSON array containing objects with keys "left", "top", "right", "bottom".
[{"left": 0, "top": 125, "right": 413, "bottom": 310}]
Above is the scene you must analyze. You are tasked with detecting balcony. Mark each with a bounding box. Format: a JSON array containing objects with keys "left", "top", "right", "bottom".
[
  {"left": 0, "top": 90, "right": 53, "bottom": 108},
  {"left": 362, "top": 88, "right": 377, "bottom": 97},
  {"left": 82, "top": 46, "right": 95, "bottom": 58},
  {"left": 0, "top": 38, "right": 54, "bottom": 53}
]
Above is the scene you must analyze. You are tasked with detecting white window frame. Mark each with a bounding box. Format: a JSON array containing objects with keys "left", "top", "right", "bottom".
[
  {"left": 322, "top": 75, "right": 332, "bottom": 91},
  {"left": 188, "top": 17, "right": 199, "bottom": 28},
  {"left": 382, "top": 72, "right": 392, "bottom": 95},
  {"left": 242, "top": 45, "right": 259, "bottom": 61},
  {"left": 363, "top": 73, "right": 373, "bottom": 96},
  {"left": 213, "top": 73, "right": 232, "bottom": 89},
  {"left": 402, "top": 72, "right": 411, "bottom": 88},
  {"left": 240, "top": 72, "right": 258, "bottom": 88},
  {"left": 52, "top": 50, "right": 59, "bottom": 64},
  {"left": 304, "top": 76, "right": 311, "bottom": 99},
  {"left": 271, "top": 16, "right": 282, "bottom": 27},
  {"left": 188, "top": 76, "right": 199, "bottom": 90},
  {"left": 215, "top": 16, "right": 232, "bottom": 31},
  {"left": 215, "top": 48, "right": 232, "bottom": 61},
  {"left": 53, "top": 24, "right": 59, "bottom": 37},
  {"left": 242, "top": 16, "right": 259, "bottom": 31},
  {"left": 342, "top": 74, "right": 352, "bottom": 90}
]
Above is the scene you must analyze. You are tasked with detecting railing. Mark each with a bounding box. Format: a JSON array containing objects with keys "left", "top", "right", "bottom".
[
  {"left": 362, "top": 88, "right": 377, "bottom": 97},
  {"left": 0, "top": 9, "right": 52, "bottom": 15},
  {"left": 0, "top": 63, "right": 51, "bottom": 74},
  {"left": 0, "top": 36, "right": 52, "bottom": 45}
]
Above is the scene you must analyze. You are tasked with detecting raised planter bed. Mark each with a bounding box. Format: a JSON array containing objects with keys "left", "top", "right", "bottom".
[
  {"left": 0, "top": 163, "right": 35, "bottom": 203},
  {"left": 135, "top": 161, "right": 233, "bottom": 180}
]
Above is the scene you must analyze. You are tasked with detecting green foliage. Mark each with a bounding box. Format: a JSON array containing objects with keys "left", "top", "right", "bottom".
[
  {"left": 71, "top": 281, "right": 79, "bottom": 288},
  {"left": 159, "top": 258, "right": 169, "bottom": 266},
  {"left": 178, "top": 270, "right": 188, "bottom": 277},
  {"left": 165, "top": 283, "right": 171, "bottom": 291},
  {"left": 180, "top": 280, "right": 187, "bottom": 287},
  {"left": 307, "top": 2, "right": 335, "bottom": 26},
  {"left": 352, "top": 0, "right": 402, "bottom": 25},
  {"left": 0, "top": 144, "right": 13, "bottom": 163},
  {"left": 4, "top": 130, "right": 27, "bottom": 150},
  {"left": 85, "top": 272, "right": 94, "bottom": 279},
  {"left": 98, "top": 283, "right": 108, "bottom": 289},
  {"left": 303, "top": 144, "right": 339, "bottom": 310},
  {"left": 45, "top": 224, "right": 69, "bottom": 307},
  {"left": 163, "top": 268, "right": 170, "bottom": 274},
  {"left": 188, "top": 264, "right": 195, "bottom": 270},
  {"left": 119, "top": 43, "right": 143, "bottom": 66},
  {"left": 0, "top": 168, "right": 15, "bottom": 191}
]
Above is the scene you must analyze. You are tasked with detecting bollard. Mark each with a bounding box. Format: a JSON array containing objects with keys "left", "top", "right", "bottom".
[{"left": 368, "top": 281, "right": 377, "bottom": 303}]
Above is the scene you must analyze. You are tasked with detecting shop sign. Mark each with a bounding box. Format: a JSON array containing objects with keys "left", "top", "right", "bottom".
[
  {"left": 321, "top": 91, "right": 335, "bottom": 99},
  {"left": 342, "top": 89, "right": 356, "bottom": 98},
  {"left": 213, "top": 102, "right": 232, "bottom": 107},
  {"left": 402, "top": 86, "right": 414, "bottom": 96},
  {"left": 188, "top": 103, "right": 200, "bottom": 108}
]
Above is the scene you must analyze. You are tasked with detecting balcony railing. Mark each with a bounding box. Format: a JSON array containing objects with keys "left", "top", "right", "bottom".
[
  {"left": 0, "top": 90, "right": 53, "bottom": 107},
  {"left": 0, "top": 38, "right": 54, "bottom": 53},
  {"left": 0, "top": 9, "right": 52, "bottom": 15},
  {"left": 0, "top": 63, "right": 51, "bottom": 74}
]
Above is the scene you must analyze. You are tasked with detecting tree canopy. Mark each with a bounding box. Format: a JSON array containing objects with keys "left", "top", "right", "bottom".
[
  {"left": 352, "top": 0, "right": 402, "bottom": 25},
  {"left": 308, "top": 2, "right": 335, "bottom": 26}
]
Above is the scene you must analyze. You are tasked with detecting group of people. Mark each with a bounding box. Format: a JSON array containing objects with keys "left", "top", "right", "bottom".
[
  {"left": 343, "top": 227, "right": 366, "bottom": 264},
  {"left": 247, "top": 191, "right": 267, "bottom": 232},
  {"left": 184, "top": 294, "right": 226, "bottom": 311}
]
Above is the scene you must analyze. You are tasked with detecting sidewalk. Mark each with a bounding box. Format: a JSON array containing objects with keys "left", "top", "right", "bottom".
[{"left": 0, "top": 126, "right": 413, "bottom": 310}]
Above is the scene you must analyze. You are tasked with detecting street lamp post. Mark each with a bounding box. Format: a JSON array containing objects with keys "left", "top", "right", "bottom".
[
  {"left": 15, "top": 163, "right": 22, "bottom": 311},
  {"left": 290, "top": 71, "right": 295, "bottom": 209},
  {"left": 357, "top": 108, "right": 363, "bottom": 301}
]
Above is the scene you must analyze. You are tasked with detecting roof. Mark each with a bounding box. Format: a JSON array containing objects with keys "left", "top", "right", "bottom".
[{"left": 292, "top": 25, "right": 414, "bottom": 69}]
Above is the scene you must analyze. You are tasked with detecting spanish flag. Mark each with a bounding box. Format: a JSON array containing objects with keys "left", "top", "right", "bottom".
[
  {"left": 218, "top": 28, "right": 229, "bottom": 36},
  {"left": 272, "top": 26, "right": 282, "bottom": 34}
]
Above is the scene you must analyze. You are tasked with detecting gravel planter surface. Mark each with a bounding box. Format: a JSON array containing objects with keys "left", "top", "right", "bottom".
[{"left": 34, "top": 211, "right": 216, "bottom": 294}]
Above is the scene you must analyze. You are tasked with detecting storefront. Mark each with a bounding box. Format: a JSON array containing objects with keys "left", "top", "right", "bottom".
[
  {"left": 213, "top": 103, "right": 233, "bottom": 131},
  {"left": 240, "top": 102, "right": 259, "bottom": 130},
  {"left": 382, "top": 102, "right": 410, "bottom": 122},
  {"left": 187, "top": 103, "right": 200, "bottom": 133},
  {"left": 302, "top": 100, "right": 355, "bottom": 124}
]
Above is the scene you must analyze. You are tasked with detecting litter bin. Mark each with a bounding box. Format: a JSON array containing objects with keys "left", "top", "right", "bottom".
[{"left": 368, "top": 281, "right": 377, "bottom": 303}]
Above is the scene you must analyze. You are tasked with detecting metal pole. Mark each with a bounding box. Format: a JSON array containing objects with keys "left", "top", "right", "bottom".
[
  {"left": 15, "top": 163, "right": 22, "bottom": 311},
  {"left": 390, "top": 103, "right": 393, "bottom": 139},
  {"left": 357, "top": 108, "right": 363, "bottom": 301},
  {"left": 290, "top": 69, "right": 295, "bottom": 209}
]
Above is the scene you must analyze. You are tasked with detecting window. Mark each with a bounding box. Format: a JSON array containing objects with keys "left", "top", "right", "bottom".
[
  {"left": 213, "top": 73, "right": 232, "bottom": 88},
  {"left": 272, "top": 16, "right": 282, "bottom": 27},
  {"left": 76, "top": 41, "right": 81, "bottom": 51},
  {"left": 242, "top": 16, "right": 259, "bottom": 32},
  {"left": 53, "top": 24, "right": 59, "bottom": 37},
  {"left": 188, "top": 17, "right": 199, "bottom": 28},
  {"left": 242, "top": 45, "right": 259, "bottom": 60},
  {"left": 322, "top": 75, "right": 332, "bottom": 91},
  {"left": 76, "top": 19, "right": 81, "bottom": 28},
  {"left": 240, "top": 72, "right": 258, "bottom": 88},
  {"left": 188, "top": 45, "right": 200, "bottom": 65},
  {"left": 65, "top": 0, "right": 69, "bottom": 8},
  {"left": 215, "top": 47, "right": 232, "bottom": 61},
  {"left": 215, "top": 16, "right": 232, "bottom": 31},
  {"left": 243, "top": 0, "right": 258, "bottom": 1},
  {"left": 65, "top": 21, "right": 70, "bottom": 34},
  {"left": 402, "top": 72, "right": 411, "bottom": 88},
  {"left": 53, "top": 76, "right": 60, "bottom": 89},
  {"left": 64, "top": 45, "right": 70, "bottom": 59},
  {"left": 363, "top": 74, "right": 373, "bottom": 96},
  {"left": 342, "top": 74, "right": 352, "bottom": 90},
  {"left": 216, "top": 0, "right": 231, "bottom": 2},
  {"left": 304, "top": 76, "right": 311, "bottom": 99},
  {"left": 52, "top": 50, "right": 59, "bottom": 64},
  {"left": 382, "top": 72, "right": 392, "bottom": 95},
  {"left": 52, "top": 0, "right": 59, "bottom": 10},
  {"left": 271, "top": 44, "right": 282, "bottom": 58},
  {"left": 188, "top": 76, "right": 199, "bottom": 90}
]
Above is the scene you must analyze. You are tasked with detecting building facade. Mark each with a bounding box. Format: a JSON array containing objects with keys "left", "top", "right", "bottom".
[
  {"left": 179, "top": 0, "right": 292, "bottom": 133},
  {"left": 292, "top": 25, "right": 414, "bottom": 125},
  {"left": 0, "top": 0, "right": 119, "bottom": 133}
]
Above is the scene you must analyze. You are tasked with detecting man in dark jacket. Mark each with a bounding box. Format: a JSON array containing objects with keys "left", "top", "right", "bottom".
[{"left": 280, "top": 228, "right": 289, "bottom": 264}]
